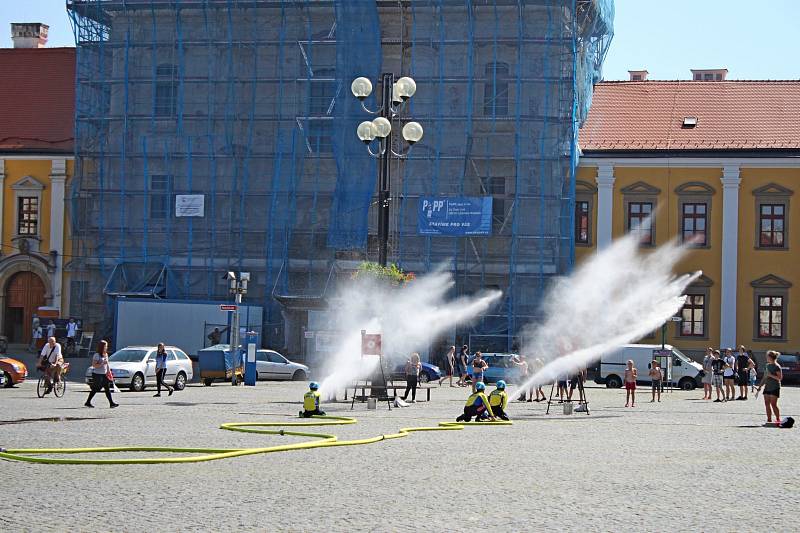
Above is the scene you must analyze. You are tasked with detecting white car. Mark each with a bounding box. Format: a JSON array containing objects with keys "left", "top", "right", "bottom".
[
  {"left": 255, "top": 350, "right": 308, "bottom": 381},
  {"left": 84, "top": 346, "right": 194, "bottom": 392}
]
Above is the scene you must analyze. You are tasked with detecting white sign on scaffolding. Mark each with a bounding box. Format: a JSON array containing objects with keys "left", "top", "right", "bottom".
[{"left": 175, "top": 194, "right": 205, "bottom": 217}]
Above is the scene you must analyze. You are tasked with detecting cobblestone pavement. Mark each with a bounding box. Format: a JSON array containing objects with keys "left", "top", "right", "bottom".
[{"left": 2, "top": 379, "right": 798, "bottom": 532}]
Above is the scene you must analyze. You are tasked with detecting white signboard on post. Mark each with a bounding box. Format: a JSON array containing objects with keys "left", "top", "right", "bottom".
[{"left": 175, "top": 194, "right": 205, "bottom": 217}]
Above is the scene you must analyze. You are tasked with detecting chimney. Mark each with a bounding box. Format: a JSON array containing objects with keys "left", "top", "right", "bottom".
[
  {"left": 691, "top": 68, "right": 728, "bottom": 81},
  {"left": 628, "top": 70, "right": 649, "bottom": 82},
  {"left": 10, "top": 23, "right": 49, "bottom": 48}
]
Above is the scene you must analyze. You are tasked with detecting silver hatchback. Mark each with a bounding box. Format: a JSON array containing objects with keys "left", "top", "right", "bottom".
[{"left": 84, "top": 346, "right": 194, "bottom": 392}]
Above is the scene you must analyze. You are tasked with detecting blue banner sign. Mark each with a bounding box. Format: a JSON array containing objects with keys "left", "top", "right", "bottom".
[{"left": 418, "top": 197, "right": 493, "bottom": 236}]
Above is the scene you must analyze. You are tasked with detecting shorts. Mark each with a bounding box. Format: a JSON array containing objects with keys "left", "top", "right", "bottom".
[
  {"left": 625, "top": 381, "right": 636, "bottom": 390},
  {"left": 651, "top": 380, "right": 661, "bottom": 391},
  {"left": 712, "top": 374, "right": 723, "bottom": 387},
  {"left": 723, "top": 374, "right": 735, "bottom": 382},
  {"left": 737, "top": 371, "right": 749, "bottom": 385},
  {"left": 763, "top": 388, "right": 780, "bottom": 399},
  {"left": 473, "top": 373, "right": 484, "bottom": 383},
  {"left": 702, "top": 372, "right": 713, "bottom": 385}
]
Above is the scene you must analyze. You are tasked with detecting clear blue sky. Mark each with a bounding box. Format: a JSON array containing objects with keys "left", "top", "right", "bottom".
[
  {"left": 602, "top": 0, "right": 800, "bottom": 80},
  {"left": 2, "top": 0, "right": 800, "bottom": 81}
]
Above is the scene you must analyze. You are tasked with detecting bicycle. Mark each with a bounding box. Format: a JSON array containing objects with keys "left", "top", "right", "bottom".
[{"left": 37, "top": 362, "right": 70, "bottom": 398}]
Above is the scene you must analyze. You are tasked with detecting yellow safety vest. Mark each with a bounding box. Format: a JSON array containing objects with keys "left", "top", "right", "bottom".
[
  {"left": 303, "top": 390, "right": 320, "bottom": 411},
  {"left": 465, "top": 392, "right": 494, "bottom": 417},
  {"left": 489, "top": 389, "right": 507, "bottom": 409}
]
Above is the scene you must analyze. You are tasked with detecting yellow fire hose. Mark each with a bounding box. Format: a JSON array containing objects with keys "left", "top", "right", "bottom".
[{"left": 0, "top": 416, "right": 512, "bottom": 465}]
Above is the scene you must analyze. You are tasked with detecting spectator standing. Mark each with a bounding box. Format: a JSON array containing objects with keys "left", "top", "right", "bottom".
[
  {"left": 29, "top": 317, "right": 42, "bottom": 352},
  {"left": 66, "top": 318, "right": 78, "bottom": 340},
  {"left": 723, "top": 348, "right": 736, "bottom": 401},
  {"left": 456, "top": 345, "right": 469, "bottom": 387},
  {"left": 439, "top": 345, "right": 456, "bottom": 387},
  {"left": 40, "top": 337, "right": 63, "bottom": 394},
  {"left": 624, "top": 360, "right": 637, "bottom": 407},
  {"left": 701, "top": 347, "right": 714, "bottom": 400},
  {"left": 567, "top": 367, "right": 586, "bottom": 402},
  {"left": 208, "top": 327, "right": 222, "bottom": 346},
  {"left": 735, "top": 345, "right": 750, "bottom": 400},
  {"left": 153, "top": 342, "right": 173, "bottom": 397},
  {"left": 402, "top": 352, "right": 421, "bottom": 403},
  {"left": 648, "top": 360, "right": 662, "bottom": 402},
  {"left": 512, "top": 355, "right": 530, "bottom": 401},
  {"left": 531, "top": 357, "right": 546, "bottom": 402},
  {"left": 756, "top": 350, "right": 783, "bottom": 425},
  {"left": 471, "top": 352, "right": 488, "bottom": 393},
  {"left": 711, "top": 350, "right": 725, "bottom": 402},
  {"left": 556, "top": 373, "right": 568, "bottom": 403},
  {"left": 748, "top": 359, "right": 758, "bottom": 393},
  {"left": 85, "top": 340, "right": 119, "bottom": 409}
]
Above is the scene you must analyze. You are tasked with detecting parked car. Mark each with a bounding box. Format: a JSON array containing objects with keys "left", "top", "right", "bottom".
[
  {"left": 391, "top": 361, "right": 442, "bottom": 383},
  {"left": 84, "top": 346, "right": 193, "bottom": 392},
  {"left": 777, "top": 353, "right": 800, "bottom": 384},
  {"left": 0, "top": 356, "right": 28, "bottom": 387},
  {"left": 596, "top": 344, "right": 702, "bottom": 390},
  {"left": 255, "top": 350, "right": 309, "bottom": 381},
  {"left": 472, "top": 353, "right": 523, "bottom": 384}
]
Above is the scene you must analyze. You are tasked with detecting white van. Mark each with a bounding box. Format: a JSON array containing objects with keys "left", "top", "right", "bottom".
[{"left": 596, "top": 344, "right": 703, "bottom": 391}]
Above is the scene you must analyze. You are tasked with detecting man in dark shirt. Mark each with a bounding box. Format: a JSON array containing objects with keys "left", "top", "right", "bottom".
[
  {"left": 711, "top": 350, "right": 726, "bottom": 402},
  {"left": 735, "top": 345, "right": 751, "bottom": 401}
]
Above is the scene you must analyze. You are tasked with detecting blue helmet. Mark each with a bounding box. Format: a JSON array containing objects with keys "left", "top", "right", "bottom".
[
  {"left": 496, "top": 380, "right": 506, "bottom": 390},
  {"left": 309, "top": 381, "right": 320, "bottom": 390},
  {"left": 475, "top": 382, "right": 486, "bottom": 392}
]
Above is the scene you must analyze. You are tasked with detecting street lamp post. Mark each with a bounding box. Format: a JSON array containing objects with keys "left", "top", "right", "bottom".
[
  {"left": 351, "top": 73, "right": 423, "bottom": 266},
  {"left": 226, "top": 271, "right": 249, "bottom": 385}
]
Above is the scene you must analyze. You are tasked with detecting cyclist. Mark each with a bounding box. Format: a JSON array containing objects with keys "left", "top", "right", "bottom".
[{"left": 40, "top": 336, "right": 63, "bottom": 394}]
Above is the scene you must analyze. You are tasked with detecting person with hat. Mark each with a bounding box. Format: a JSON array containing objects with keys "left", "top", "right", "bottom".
[
  {"left": 456, "top": 382, "right": 495, "bottom": 422},
  {"left": 300, "top": 382, "right": 326, "bottom": 418},
  {"left": 488, "top": 380, "right": 510, "bottom": 421}
]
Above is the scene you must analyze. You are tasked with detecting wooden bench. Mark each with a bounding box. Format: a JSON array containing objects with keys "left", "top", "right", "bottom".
[{"left": 344, "top": 383, "right": 435, "bottom": 402}]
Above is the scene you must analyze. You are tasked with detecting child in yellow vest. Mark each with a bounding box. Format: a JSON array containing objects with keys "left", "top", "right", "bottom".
[
  {"left": 488, "top": 380, "right": 510, "bottom": 421},
  {"left": 456, "top": 382, "right": 495, "bottom": 422},
  {"left": 300, "top": 382, "right": 326, "bottom": 418}
]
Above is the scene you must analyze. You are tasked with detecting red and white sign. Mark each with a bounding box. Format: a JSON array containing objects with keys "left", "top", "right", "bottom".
[
  {"left": 361, "top": 333, "right": 382, "bottom": 356},
  {"left": 220, "top": 304, "right": 237, "bottom": 311}
]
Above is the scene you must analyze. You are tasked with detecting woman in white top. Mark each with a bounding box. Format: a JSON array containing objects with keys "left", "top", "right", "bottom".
[{"left": 85, "top": 340, "right": 118, "bottom": 408}]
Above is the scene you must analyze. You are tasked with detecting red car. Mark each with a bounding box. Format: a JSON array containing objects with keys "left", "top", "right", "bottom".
[{"left": 0, "top": 356, "right": 28, "bottom": 387}]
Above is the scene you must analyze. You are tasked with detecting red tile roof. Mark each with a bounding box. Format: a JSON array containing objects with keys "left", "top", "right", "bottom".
[
  {"left": 0, "top": 47, "right": 75, "bottom": 153},
  {"left": 579, "top": 80, "right": 800, "bottom": 152}
]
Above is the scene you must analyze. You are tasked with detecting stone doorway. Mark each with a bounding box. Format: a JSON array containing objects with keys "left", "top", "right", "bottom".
[{"left": 5, "top": 271, "right": 46, "bottom": 343}]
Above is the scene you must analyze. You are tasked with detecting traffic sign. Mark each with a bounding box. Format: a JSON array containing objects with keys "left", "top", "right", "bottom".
[{"left": 220, "top": 304, "right": 238, "bottom": 311}]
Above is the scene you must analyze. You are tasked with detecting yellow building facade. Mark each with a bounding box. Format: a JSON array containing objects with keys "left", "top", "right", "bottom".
[
  {"left": 0, "top": 35, "right": 76, "bottom": 343},
  {"left": 577, "top": 78, "right": 800, "bottom": 356}
]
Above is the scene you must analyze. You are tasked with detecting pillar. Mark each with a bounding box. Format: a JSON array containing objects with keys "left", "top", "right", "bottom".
[
  {"left": 50, "top": 159, "right": 66, "bottom": 312},
  {"left": 595, "top": 163, "right": 615, "bottom": 249},
  {"left": 719, "top": 165, "right": 741, "bottom": 348},
  {"left": 0, "top": 159, "right": 5, "bottom": 256}
]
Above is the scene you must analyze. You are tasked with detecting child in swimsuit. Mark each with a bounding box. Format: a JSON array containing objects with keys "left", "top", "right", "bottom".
[{"left": 624, "top": 360, "right": 637, "bottom": 408}]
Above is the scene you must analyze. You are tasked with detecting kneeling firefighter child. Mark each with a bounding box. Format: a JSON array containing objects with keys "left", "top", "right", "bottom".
[
  {"left": 456, "top": 382, "right": 495, "bottom": 422},
  {"left": 489, "top": 380, "right": 510, "bottom": 421},
  {"left": 300, "top": 382, "right": 326, "bottom": 418}
]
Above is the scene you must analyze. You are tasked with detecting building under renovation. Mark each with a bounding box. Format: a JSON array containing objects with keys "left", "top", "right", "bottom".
[{"left": 66, "top": 0, "right": 613, "bottom": 355}]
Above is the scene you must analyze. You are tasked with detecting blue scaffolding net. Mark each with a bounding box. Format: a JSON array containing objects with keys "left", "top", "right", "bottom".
[{"left": 67, "top": 0, "right": 613, "bottom": 352}]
